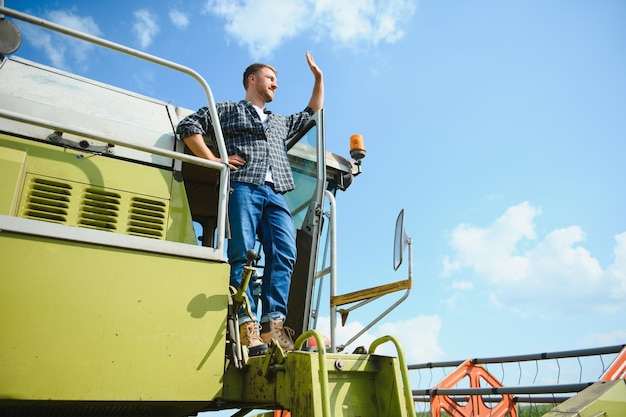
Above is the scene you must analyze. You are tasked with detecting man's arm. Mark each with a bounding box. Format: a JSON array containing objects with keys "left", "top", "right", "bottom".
[
  {"left": 184, "top": 134, "right": 219, "bottom": 161},
  {"left": 183, "top": 133, "right": 245, "bottom": 170},
  {"left": 306, "top": 51, "right": 324, "bottom": 111}
]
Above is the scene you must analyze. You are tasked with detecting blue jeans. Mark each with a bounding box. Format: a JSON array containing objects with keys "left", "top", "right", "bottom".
[{"left": 228, "top": 181, "right": 296, "bottom": 325}]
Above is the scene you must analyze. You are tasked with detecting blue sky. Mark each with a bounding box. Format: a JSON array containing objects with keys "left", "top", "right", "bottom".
[{"left": 8, "top": 0, "right": 625, "bottom": 385}]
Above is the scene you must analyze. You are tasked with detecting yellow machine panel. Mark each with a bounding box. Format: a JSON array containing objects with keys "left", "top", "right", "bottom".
[{"left": 0, "top": 231, "right": 229, "bottom": 403}]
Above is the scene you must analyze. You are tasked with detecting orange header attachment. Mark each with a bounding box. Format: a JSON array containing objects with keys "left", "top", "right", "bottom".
[
  {"left": 349, "top": 134, "right": 366, "bottom": 161},
  {"left": 430, "top": 359, "right": 517, "bottom": 417}
]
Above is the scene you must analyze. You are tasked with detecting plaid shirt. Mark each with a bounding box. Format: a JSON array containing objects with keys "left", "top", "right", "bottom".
[{"left": 177, "top": 100, "right": 313, "bottom": 193}]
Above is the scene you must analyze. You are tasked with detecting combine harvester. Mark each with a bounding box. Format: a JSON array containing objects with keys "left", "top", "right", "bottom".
[
  {"left": 0, "top": 5, "right": 624, "bottom": 417},
  {"left": 0, "top": 5, "right": 416, "bottom": 417}
]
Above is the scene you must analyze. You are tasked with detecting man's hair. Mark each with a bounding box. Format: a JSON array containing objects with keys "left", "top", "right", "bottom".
[{"left": 243, "top": 63, "right": 277, "bottom": 90}]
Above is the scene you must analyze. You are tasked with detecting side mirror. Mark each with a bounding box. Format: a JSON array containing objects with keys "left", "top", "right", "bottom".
[
  {"left": 0, "top": 17, "right": 23, "bottom": 56},
  {"left": 393, "top": 209, "right": 409, "bottom": 271}
]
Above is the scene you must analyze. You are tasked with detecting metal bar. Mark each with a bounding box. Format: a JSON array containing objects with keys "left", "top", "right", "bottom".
[
  {"left": 513, "top": 396, "right": 570, "bottom": 404},
  {"left": 326, "top": 190, "right": 338, "bottom": 353},
  {"left": 409, "top": 360, "right": 466, "bottom": 370},
  {"left": 315, "top": 266, "right": 331, "bottom": 279},
  {"left": 413, "top": 382, "right": 593, "bottom": 396},
  {"left": 472, "top": 345, "right": 626, "bottom": 365},
  {"left": 331, "top": 279, "right": 412, "bottom": 307},
  {"left": 311, "top": 208, "right": 333, "bottom": 331},
  {"left": 413, "top": 395, "right": 571, "bottom": 404},
  {"left": 298, "top": 110, "right": 327, "bottom": 335},
  {"left": 408, "top": 344, "right": 625, "bottom": 370},
  {"left": 0, "top": 109, "right": 222, "bottom": 171}
]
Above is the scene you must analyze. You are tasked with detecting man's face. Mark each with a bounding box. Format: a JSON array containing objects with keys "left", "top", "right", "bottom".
[{"left": 253, "top": 67, "right": 278, "bottom": 103}]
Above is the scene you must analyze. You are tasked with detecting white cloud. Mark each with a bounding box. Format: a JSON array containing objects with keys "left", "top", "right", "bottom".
[
  {"left": 315, "top": 315, "right": 443, "bottom": 364},
  {"left": 22, "top": 9, "right": 102, "bottom": 71},
  {"left": 169, "top": 9, "right": 190, "bottom": 30},
  {"left": 313, "top": 0, "right": 416, "bottom": 45},
  {"left": 203, "top": 0, "right": 309, "bottom": 59},
  {"left": 133, "top": 9, "right": 160, "bottom": 49},
  {"left": 202, "top": 0, "right": 417, "bottom": 59},
  {"left": 379, "top": 316, "right": 445, "bottom": 363},
  {"left": 583, "top": 329, "right": 626, "bottom": 348},
  {"left": 442, "top": 202, "right": 626, "bottom": 316},
  {"left": 444, "top": 202, "right": 538, "bottom": 284},
  {"left": 451, "top": 280, "right": 473, "bottom": 291},
  {"left": 442, "top": 281, "right": 474, "bottom": 310}
]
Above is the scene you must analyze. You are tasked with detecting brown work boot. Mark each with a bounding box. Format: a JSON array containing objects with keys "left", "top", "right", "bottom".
[
  {"left": 239, "top": 321, "right": 267, "bottom": 356},
  {"left": 260, "top": 319, "right": 295, "bottom": 351}
]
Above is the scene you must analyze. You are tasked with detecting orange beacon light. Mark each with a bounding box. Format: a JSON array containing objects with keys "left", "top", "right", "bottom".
[{"left": 349, "top": 134, "right": 366, "bottom": 162}]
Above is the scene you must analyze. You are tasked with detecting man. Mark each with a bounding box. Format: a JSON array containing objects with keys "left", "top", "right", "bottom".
[{"left": 176, "top": 52, "right": 323, "bottom": 354}]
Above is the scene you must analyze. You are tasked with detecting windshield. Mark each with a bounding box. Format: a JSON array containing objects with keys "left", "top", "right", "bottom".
[{"left": 285, "top": 123, "right": 319, "bottom": 229}]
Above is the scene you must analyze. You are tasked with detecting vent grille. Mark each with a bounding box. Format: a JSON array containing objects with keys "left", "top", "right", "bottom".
[
  {"left": 22, "top": 178, "right": 72, "bottom": 223},
  {"left": 126, "top": 197, "right": 166, "bottom": 238},
  {"left": 78, "top": 188, "right": 121, "bottom": 231},
  {"left": 19, "top": 175, "right": 169, "bottom": 240}
]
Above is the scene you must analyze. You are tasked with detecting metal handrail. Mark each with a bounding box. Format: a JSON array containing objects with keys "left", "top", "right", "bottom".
[
  {"left": 294, "top": 330, "right": 331, "bottom": 417},
  {"left": 0, "top": 6, "right": 229, "bottom": 253},
  {"left": 370, "top": 335, "right": 418, "bottom": 417},
  {"left": 326, "top": 190, "right": 339, "bottom": 353},
  {"left": 0, "top": 109, "right": 222, "bottom": 171}
]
